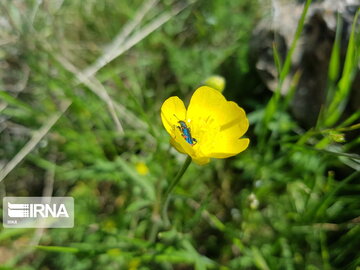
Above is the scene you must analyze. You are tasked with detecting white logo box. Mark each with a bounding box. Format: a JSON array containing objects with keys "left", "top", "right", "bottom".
[{"left": 3, "top": 197, "right": 74, "bottom": 228}]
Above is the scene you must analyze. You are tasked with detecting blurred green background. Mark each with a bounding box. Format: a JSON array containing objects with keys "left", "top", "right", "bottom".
[{"left": 0, "top": 0, "right": 359, "bottom": 269}]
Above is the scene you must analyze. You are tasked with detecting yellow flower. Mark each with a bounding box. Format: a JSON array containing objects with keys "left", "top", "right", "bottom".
[
  {"left": 135, "top": 162, "right": 149, "bottom": 175},
  {"left": 161, "top": 86, "right": 249, "bottom": 165}
]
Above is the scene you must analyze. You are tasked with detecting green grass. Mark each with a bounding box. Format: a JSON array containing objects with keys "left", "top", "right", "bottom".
[{"left": 1, "top": 1, "right": 360, "bottom": 269}]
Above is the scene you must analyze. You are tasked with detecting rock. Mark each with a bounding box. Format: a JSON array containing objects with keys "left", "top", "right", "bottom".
[{"left": 250, "top": 0, "right": 360, "bottom": 127}]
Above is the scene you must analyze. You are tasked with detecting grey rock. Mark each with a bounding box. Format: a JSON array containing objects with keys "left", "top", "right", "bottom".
[{"left": 250, "top": 0, "right": 360, "bottom": 127}]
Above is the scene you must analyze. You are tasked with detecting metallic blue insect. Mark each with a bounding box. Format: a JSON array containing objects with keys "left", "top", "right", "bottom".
[
  {"left": 177, "top": 121, "right": 197, "bottom": 145},
  {"left": 174, "top": 115, "right": 197, "bottom": 146}
]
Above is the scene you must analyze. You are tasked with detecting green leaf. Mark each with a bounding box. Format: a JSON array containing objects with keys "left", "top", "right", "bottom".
[
  {"left": 36, "top": 245, "right": 79, "bottom": 253},
  {"left": 325, "top": 8, "right": 360, "bottom": 126}
]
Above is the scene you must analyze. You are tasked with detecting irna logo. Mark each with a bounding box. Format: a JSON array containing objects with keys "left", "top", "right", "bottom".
[
  {"left": 7, "top": 202, "right": 69, "bottom": 218},
  {"left": 3, "top": 197, "right": 74, "bottom": 228}
]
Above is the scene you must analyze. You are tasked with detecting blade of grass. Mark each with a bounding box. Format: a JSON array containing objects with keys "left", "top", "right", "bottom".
[
  {"left": 36, "top": 245, "right": 79, "bottom": 253},
  {"left": 0, "top": 101, "right": 71, "bottom": 183},
  {"left": 263, "top": 0, "right": 312, "bottom": 126},
  {"left": 278, "top": 0, "right": 311, "bottom": 84},
  {"left": 317, "top": 14, "right": 343, "bottom": 127},
  {"left": 325, "top": 9, "right": 360, "bottom": 126},
  {"left": 272, "top": 42, "right": 282, "bottom": 76},
  {"left": 54, "top": 54, "right": 125, "bottom": 134},
  {"left": 290, "top": 144, "right": 360, "bottom": 160},
  {"left": 83, "top": 0, "right": 160, "bottom": 78},
  {"left": 283, "top": 70, "right": 302, "bottom": 110},
  {"left": 0, "top": 90, "right": 34, "bottom": 113},
  {"left": 338, "top": 110, "right": 360, "bottom": 128},
  {"left": 280, "top": 238, "right": 295, "bottom": 270},
  {"left": 0, "top": 228, "right": 32, "bottom": 242},
  {"left": 82, "top": 1, "right": 192, "bottom": 78},
  {"left": 314, "top": 170, "right": 360, "bottom": 220},
  {"left": 259, "top": 0, "right": 312, "bottom": 152},
  {"left": 327, "top": 14, "right": 342, "bottom": 83},
  {"left": 251, "top": 246, "right": 270, "bottom": 270}
]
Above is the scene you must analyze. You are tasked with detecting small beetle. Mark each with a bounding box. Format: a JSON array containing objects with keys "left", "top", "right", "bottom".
[{"left": 173, "top": 115, "right": 197, "bottom": 146}]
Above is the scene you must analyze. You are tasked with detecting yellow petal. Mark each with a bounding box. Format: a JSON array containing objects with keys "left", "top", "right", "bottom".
[
  {"left": 192, "top": 156, "right": 210, "bottom": 165},
  {"left": 205, "top": 138, "right": 250, "bottom": 158},
  {"left": 187, "top": 86, "right": 249, "bottom": 154},
  {"left": 161, "top": 96, "right": 186, "bottom": 137},
  {"left": 170, "top": 138, "right": 186, "bottom": 154},
  {"left": 187, "top": 87, "right": 248, "bottom": 139},
  {"left": 187, "top": 86, "right": 227, "bottom": 125},
  {"left": 218, "top": 101, "right": 249, "bottom": 140}
]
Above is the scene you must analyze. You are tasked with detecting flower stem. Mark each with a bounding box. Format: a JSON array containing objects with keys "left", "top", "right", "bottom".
[{"left": 162, "top": 155, "right": 192, "bottom": 227}]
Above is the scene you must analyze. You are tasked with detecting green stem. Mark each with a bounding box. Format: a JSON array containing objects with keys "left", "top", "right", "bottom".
[{"left": 162, "top": 155, "right": 192, "bottom": 227}]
